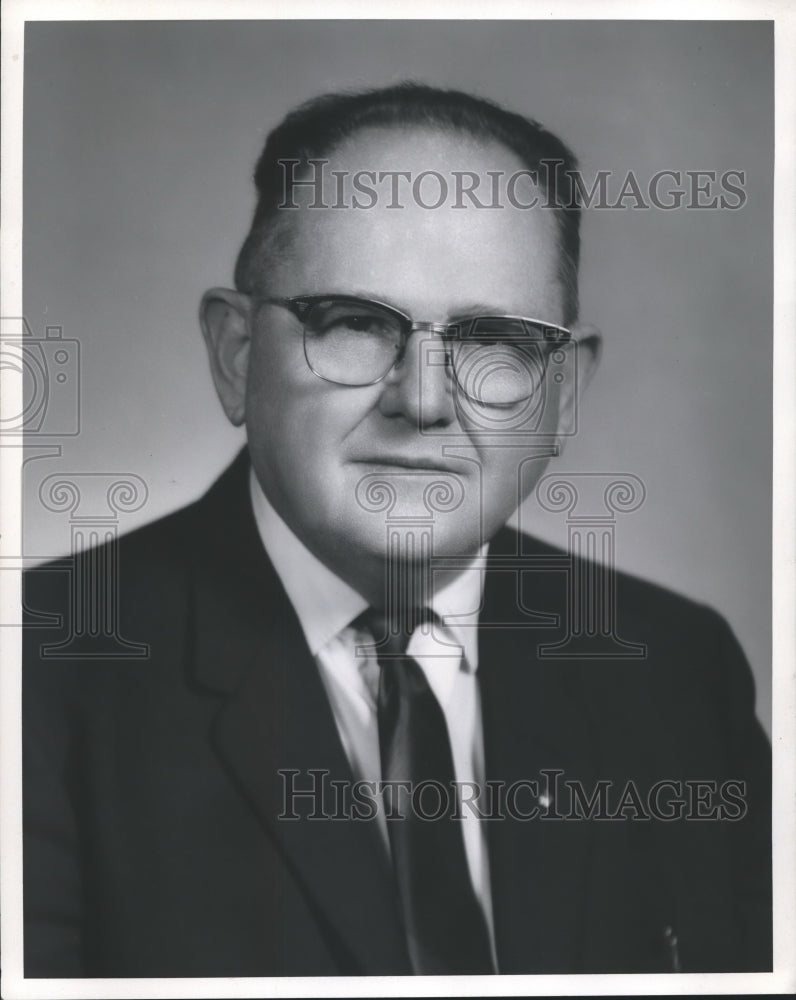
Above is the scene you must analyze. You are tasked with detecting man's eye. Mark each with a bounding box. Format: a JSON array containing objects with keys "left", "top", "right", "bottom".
[
  {"left": 344, "top": 314, "right": 383, "bottom": 332},
  {"left": 324, "top": 313, "right": 392, "bottom": 336}
]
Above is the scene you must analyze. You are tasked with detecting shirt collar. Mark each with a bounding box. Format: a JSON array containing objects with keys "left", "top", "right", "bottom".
[{"left": 248, "top": 468, "right": 486, "bottom": 670}]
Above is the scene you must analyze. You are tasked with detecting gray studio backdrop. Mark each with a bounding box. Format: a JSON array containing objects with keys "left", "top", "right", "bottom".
[{"left": 21, "top": 20, "right": 773, "bottom": 732}]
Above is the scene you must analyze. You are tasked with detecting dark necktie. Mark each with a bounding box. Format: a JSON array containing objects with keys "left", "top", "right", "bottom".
[{"left": 361, "top": 609, "right": 494, "bottom": 975}]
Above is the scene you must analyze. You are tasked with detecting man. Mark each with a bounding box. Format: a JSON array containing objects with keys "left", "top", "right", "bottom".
[{"left": 23, "top": 83, "right": 771, "bottom": 977}]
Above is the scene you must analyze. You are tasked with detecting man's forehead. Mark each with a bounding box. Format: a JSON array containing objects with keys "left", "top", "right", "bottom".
[
  {"left": 259, "top": 124, "right": 564, "bottom": 314},
  {"left": 318, "top": 122, "right": 525, "bottom": 172},
  {"left": 286, "top": 123, "right": 545, "bottom": 210}
]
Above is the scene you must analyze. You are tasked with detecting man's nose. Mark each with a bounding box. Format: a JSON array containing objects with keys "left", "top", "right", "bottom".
[{"left": 377, "top": 328, "right": 456, "bottom": 428}]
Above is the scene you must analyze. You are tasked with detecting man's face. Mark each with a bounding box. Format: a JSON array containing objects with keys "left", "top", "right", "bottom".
[{"left": 209, "top": 126, "right": 586, "bottom": 596}]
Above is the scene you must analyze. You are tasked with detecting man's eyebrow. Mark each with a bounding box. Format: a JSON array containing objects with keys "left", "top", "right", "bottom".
[
  {"left": 329, "top": 291, "right": 516, "bottom": 318},
  {"left": 447, "top": 302, "right": 515, "bottom": 319},
  {"left": 326, "top": 290, "right": 524, "bottom": 321}
]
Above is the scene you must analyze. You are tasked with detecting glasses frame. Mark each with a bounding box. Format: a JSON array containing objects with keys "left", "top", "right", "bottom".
[{"left": 252, "top": 293, "right": 572, "bottom": 394}]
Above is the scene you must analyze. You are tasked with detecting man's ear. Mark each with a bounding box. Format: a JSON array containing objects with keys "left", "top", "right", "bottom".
[
  {"left": 554, "top": 322, "right": 602, "bottom": 449},
  {"left": 199, "top": 288, "right": 253, "bottom": 427}
]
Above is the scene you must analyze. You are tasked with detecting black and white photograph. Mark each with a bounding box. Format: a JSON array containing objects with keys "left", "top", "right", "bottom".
[{"left": 1, "top": 3, "right": 794, "bottom": 996}]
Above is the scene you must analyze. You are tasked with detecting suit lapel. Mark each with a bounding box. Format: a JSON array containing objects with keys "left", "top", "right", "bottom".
[
  {"left": 480, "top": 529, "right": 597, "bottom": 973},
  {"left": 183, "top": 456, "right": 597, "bottom": 974},
  {"left": 187, "top": 453, "right": 410, "bottom": 974}
]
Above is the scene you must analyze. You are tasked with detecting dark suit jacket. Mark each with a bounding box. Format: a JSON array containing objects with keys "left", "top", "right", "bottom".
[{"left": 23, "top": 451, "right": 771, "bottom": 977}]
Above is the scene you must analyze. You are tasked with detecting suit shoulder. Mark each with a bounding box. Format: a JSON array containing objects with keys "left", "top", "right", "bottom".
[
  {"left": 504, "top": 526, "right": 728, "bottom": 625},
  {"left": 23, "top": 449, "right": 250, "bottom": 605},
  {"left": 499, "top": 526, "right": 740, "bottom": 679},
  {"left": 24, "top": 498, "right": 200, "bottom": 608}
]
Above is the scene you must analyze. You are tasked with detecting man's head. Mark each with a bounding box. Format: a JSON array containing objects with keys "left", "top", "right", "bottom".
[
  {"left": 201, "top": 83, "right": 600, "bottom": 602},
  {"left": 234, "top": 83, "right": 583, "bottom": 326}
]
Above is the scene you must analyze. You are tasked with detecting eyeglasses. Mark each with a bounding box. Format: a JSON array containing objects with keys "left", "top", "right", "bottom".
[{"left": 252, "top": 294, "right": 571, "bottom": 405}]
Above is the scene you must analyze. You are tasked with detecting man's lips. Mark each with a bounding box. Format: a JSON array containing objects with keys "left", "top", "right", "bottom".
[{"left": 350, "top": 456, "right": 467, "bottom": 474}]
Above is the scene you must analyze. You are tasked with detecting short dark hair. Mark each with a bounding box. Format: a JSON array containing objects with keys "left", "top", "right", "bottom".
[{"left": 235, "top": 82, "right": 582, "bottom": 325}]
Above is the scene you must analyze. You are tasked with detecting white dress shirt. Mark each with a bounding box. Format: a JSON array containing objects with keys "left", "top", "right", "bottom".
[{"left": 248, "top": 470, "right": 497, "bottom": 957}]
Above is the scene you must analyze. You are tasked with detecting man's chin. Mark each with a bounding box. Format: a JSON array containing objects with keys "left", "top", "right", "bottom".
[
  {"left": 344, "top": 465, "right": 471, "bottom": 520},
  {"left": 335, "top": 516, "right": 484, "bottom": 561}
]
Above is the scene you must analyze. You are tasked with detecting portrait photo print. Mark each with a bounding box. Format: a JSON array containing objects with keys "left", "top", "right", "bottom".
[{"left": 6, "top": 14, "right": 778, "bottom": 992}]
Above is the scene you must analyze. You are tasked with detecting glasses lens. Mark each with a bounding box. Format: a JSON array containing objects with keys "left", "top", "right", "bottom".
[
  {"left": 303, "top": 299, "right": 403, "bottom": 385},
  {"left": 451, "top": 318, "right": 547, "bottom": 404}
]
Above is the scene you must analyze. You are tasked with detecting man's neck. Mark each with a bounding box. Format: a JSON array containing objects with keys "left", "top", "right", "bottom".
[{"left": 248, "top": 467, "right": 487, "bottom": 639}]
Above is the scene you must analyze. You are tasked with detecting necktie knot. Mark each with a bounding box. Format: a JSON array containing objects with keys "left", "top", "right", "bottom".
[{"left": 355, "top": 606, "right": 436, "bottom": 661}]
